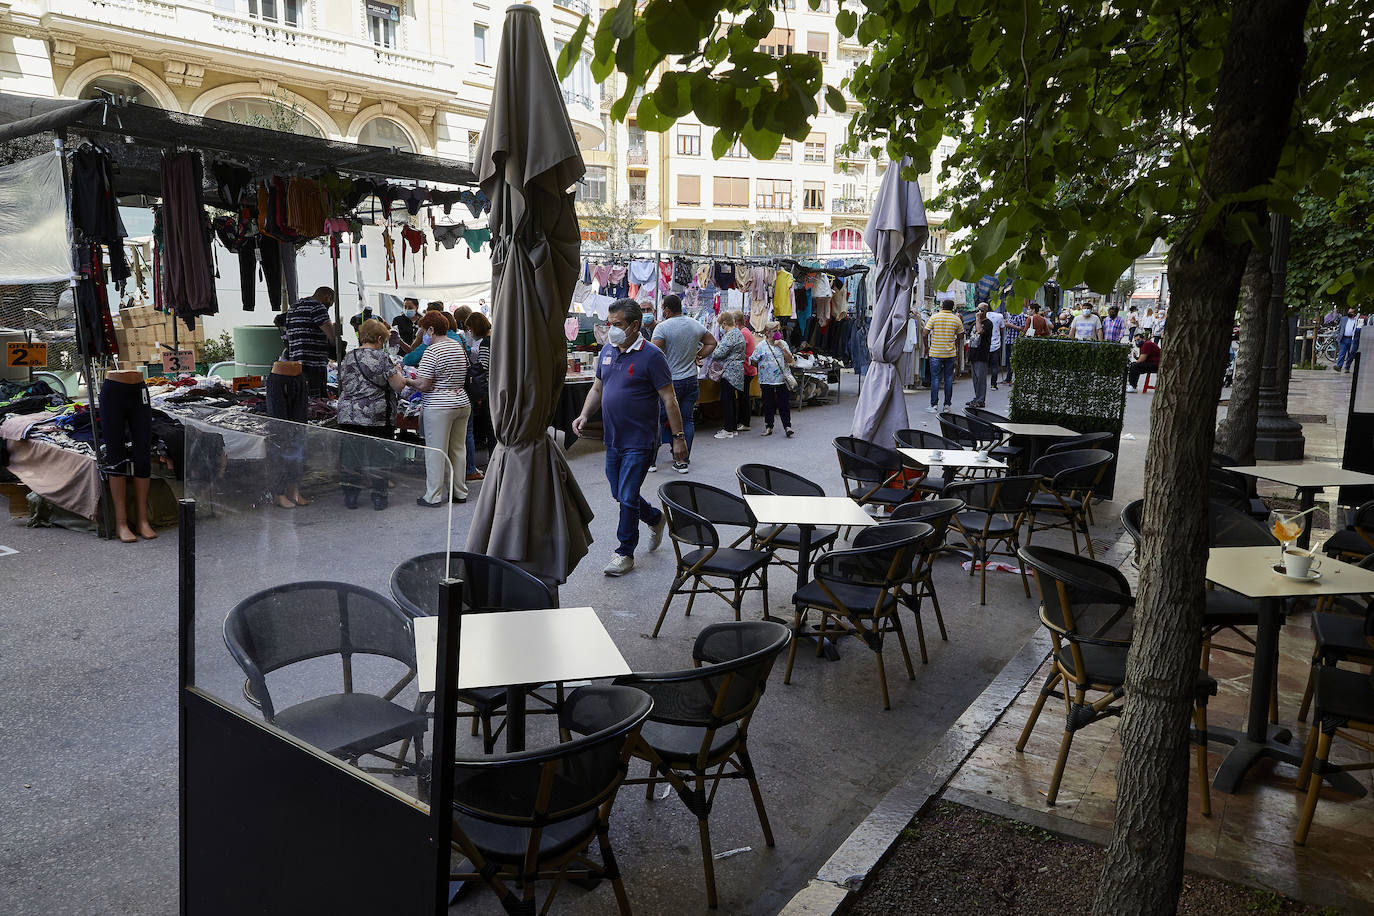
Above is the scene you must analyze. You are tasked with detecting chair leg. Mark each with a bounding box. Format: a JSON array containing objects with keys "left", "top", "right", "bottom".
[
  {"left": 1046, "top": 690, "right": 1080, "bottom": 806},
  {"left": 684, "top": 579, "right": 698, "bottom": 617},
  {"left": 909, "top": 603, "right": 928, "bottom": 664},
  {"left": 1068, "top": 517, "right": 1080, "bottom": 555},
  {"left": 979, "top": 548, "right": 988, "bottom": 605},
  {"left": 645, "top": 761, "right": 659, "bottom": 801},
  {"left": 892, "top": 616, "right": 918, "bottom": 677},
  {"left": 1298, "top": 653, "right": 1320, "bottom": 723},
  {"left": 738, "top": 746, "right": 775, "bottom": 846},
  {"left": 695, "top": 774, "right": 719, "bottom": 908},
  {"left": 1081, "top": 513, "right": 1096, "bottom": 559},
  {"left": 1014, "top": 535, "right": 1031, "bottom": 598},
  {"left": 1295, "top": 727, "right": 1333, "bottom": 845},
  {"left": 928, "top": 582, "right": 948, "bottom": 641},
  {"left": 597, "top": 823, "right": 634, "bottom": 916},
  {"left": 732, "top": 580, "right": 743, "bottom": 622},
  {"left": 1192, "top": 701, "right": 1212, "bottom": 817},
  {"left": 651, "top": 584, "right": 678, "bottom": 638},
  {"left": 759, "top": 565, "right": 770, "bottom": 619},
  {"left": 1016, "top": 671, "right": 1060, "bottom": 752},
  {"left": 815, "top": 612, "right": 828, "bottom": 657},
  {"left": 783, "top": 606, "right": 803, "bottom": 685},
  {"left": 875, "top": 643, "right": 891, "bottom": 710}
]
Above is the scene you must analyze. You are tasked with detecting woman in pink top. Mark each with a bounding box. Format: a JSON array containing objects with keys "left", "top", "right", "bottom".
[{"left": 736, "top": 311, "right": 757, "bottom": 430}]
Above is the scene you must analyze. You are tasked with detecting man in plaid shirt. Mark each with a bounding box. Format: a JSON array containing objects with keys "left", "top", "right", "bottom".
[
  {"left": 1103, "top": 305, "right": 1126, "bottom": 344},
  {"left": 1002, "top": 309, "right": 1027, "bottom": 383}
]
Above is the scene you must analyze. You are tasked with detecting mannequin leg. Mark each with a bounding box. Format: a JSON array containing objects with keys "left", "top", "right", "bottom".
[
  {"left": 133, "top": 476, "right": 157, "bottom": 539},
  {"left": 108, "top": 476, "right": 136, "bottom": 543}
]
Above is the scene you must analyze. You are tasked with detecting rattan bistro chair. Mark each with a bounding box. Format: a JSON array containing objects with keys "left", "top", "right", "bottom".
[
  {"left": 448, "top": 685, "right": 652, "bottom": 915},
  {"left": 833, "top": 436, "right": 917, "bottom": 514},
  {"left": 1025, "top": 449, "right": 1114, "bottom": 557},
  {"left": 787, "top": 521, "right": 930, "bottom": 708},
  {"left": 653, "top": 481, "right": 771, "bottom": 638},
  {"left": 1322, "top": 500, "right": 1374, "bottom": 563},
  {"left": 616, "top": 621, "right": 791, "bottom": 908},
  {"left": 946, "top": 475, "right": 1039, "bottom": 604},
  {"left": 389, "top": 551, "right": 559, "bottom": 755},
  {"left": 889, "top": 498, "right": 965, "bottom": 659},
  {"left": 223, "top": 581, "right": 427, "bottom": 776},
  {"left": 736, "top": 463, "right": 840, "bottom": 574},
  {"left": 1297, "top": 554, "right": 1374, "bottom": 722},
  {"left": 1016, "top": 547, "right": 1217, "bottom": 813}
]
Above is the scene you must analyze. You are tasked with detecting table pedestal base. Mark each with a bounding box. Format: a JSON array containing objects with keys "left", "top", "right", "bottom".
[{"left": 1210, "top": 725, "right": 1366, "bottom": 797}]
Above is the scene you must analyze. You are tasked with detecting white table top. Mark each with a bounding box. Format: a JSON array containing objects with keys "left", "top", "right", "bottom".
[
  {"left": 744, "top": 494, "right": 879, "bottom": 528},
  {"left": 1224, "top": 463, "right": 1374, "bottom": 490},
  {"left": 1206, "top": 546, "right": 1374, "bottom": 599},
  {"left": 993, "top": 421, "right": 1078, "bottom": 437},
  {"left": 413, "top": 607, "right": 631, "bottom": 694},
  {"left": 898, "top": 447, "right": 1008, "bottom": 470}
]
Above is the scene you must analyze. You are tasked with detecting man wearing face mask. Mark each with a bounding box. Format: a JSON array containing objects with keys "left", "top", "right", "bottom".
[
  {"left": 394, "top": 297, "right": 420, "bottom": 353},
  {"left": 573, "top": 299, "right": 689, "bottom": 577}
]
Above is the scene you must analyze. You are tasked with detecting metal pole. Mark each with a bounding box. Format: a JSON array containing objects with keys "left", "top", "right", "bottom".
[
  {"left": 176, "top": 497, "right": 196, "bottom": 916},
  {"left": 332, "top": 245, "right": 344, "bottom": 362},
  {"left": 427, "top": 576, "right": 463, "bottom": 914},
  {"left": 1254, "top": 212, "right": 1305, "bottom": 460}
]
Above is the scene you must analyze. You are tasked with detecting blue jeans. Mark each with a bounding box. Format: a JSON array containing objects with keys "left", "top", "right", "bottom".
[
  {"left": 659, "top": 377, "right": 699, "bottom": 461},
  {"left": 605, "top": 446, "right": 661, "bottom": 557},
  {"left": 928, "top": 356, "right": 955, "bottom": 407},
  {"left": 1336, "top": 335, "right": 1355, "bottom": 369}
]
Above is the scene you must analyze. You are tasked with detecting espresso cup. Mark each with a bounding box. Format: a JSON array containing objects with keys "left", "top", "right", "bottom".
[
  {"left": 976, "top": 450, "right": 990, "bottom": 461},
  {"left": 1283, "top": 549, "right": 1319, "bottom": 578},
  {"left": 930, "top": 450, "right": 943, "bottom": 461}
]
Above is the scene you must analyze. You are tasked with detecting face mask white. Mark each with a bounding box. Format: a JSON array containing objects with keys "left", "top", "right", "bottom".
[
  {"left": 404, "top": 308, "right": 416, "bottom": 318},
  {"left": 606, "top": 325, "right": 627, "bottom": 347},
  {"left": 422, "top": 332, "right": 433, "bottom": 345}
]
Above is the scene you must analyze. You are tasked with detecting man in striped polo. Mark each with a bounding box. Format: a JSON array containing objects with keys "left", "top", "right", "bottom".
[{"left": 923, "top": 299, "right": 966, "bottom": 413}]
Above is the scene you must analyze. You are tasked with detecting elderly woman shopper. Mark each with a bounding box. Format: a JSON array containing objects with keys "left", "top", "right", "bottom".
[
  {"left": 749, "top": 320, "right": 795, "bottom": 437},
  {"left": 711, "top": 311, "right": 749, "bottom": 439},
  {"left": 337, "top": 318, "right": 410, "bottom": 510},
  {"left": 412, "top": 311, "right": 471, "bottom": 506}
]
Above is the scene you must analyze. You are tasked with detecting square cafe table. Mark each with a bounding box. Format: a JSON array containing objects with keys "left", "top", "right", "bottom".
[
  {"left": 414, "top": 606, "right": 631, "bottom": 752},
  {"left": 1225, "top": 463, "right": 1374, "bottom": 548},
  {"left": 1206, "top": 546, "right": 1374, "bottom": 794},
  {"left": 898, "top": 447, "right": 1009, "bottom": 475},
  {"left": 743, "top": 494, "right": 878, "bottom": 590},
  {"left": 991, "top": 421, "right": 1078, "bottom": 466}
]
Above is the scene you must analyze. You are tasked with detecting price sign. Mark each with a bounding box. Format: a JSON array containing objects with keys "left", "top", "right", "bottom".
[
  {"left": 161, "top": 348, "right": 196, "bottom": 373},
  {"left": 6, "top": 341, "right": 47, "bottom": 368},
  {"left": 231, "top": 375, "right": 264, "bottom": 392}
]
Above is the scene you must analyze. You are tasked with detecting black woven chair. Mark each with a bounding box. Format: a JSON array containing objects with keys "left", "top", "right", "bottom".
[
  {"left": 963, "top": 407, "right": 1025, "bottom": 468},
  {"left": 223, "top": 581, "right": 427, "bottom": 776},
  {"left": 654, "top": 481, "right": 771, "bottom": 638},
  {"left": 448, "top": 684, "right": 652, "bottom": 915},
  {"left": 946, "top": 475, "right": 1039, "bottom": 604},
  {"left": 1025, "top": 449, "right": 1114, "bottom": 557},
  {"left": 893, "top": 428, "right": 959, "bottom": 495},
  {"left": 833, "top": 435, "right": 917, "bottom": 513},
  {"left": 735, "top": 463, "right": 839, "bottom": 573},
  {"left": 1322, "top": 500, "right": 1374, "bottom": 562},
  {"left": 1044, "top": 431, "right": 1114, "bottom": 456},
  {"left": 787, "top": 521, "right": 930, "bottom": 708},
  {"left": 616, "top": 621, "right": 791, "bottom": 908},
  {"left": 390, "top": 551, "right": 558, "bottom": 754},
  {"left": 890, "top": 498, "right": 965, "bottom": 658},
  {"left": 1209, "top": 465, "right": 1270, "bottom": 521},
  {"left": 1016, "top": 547, "right": 1217, "bottom": 812},
  {"left": 1297, "top": 554, "right": 1374, "bottom": 722},
  {"left": 938, "top": 412, "right": 995, "bottom": 450}
]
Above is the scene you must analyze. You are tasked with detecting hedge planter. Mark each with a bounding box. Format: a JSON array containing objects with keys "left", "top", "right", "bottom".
[{"left": 1009, "top": 337, "right": 1130, "bottom": 499}]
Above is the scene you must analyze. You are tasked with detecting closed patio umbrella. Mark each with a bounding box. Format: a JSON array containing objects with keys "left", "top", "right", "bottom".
[
  {"left": 852, "top": 156, "right": 929, "bottom": 445},
  {"left": 465, "top": 4, "right": 594, "bottom": 583}
]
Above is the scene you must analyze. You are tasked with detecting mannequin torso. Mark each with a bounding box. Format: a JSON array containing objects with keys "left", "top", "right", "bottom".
[
  {"left": 272, "top": 360, "right": 303, "bottom": 376},
  {"left": 106, "top": 369, "right": 144, "bottom": 385}
]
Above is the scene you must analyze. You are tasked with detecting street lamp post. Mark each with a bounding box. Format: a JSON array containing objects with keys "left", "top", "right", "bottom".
[{"left": 1253, "top": 212, "right": 1305, "bottom": 460}]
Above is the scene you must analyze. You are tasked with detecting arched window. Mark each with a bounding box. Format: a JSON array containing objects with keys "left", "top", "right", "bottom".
[
  {"left": 357, "top": 118, "right": 415, "bottom": 152},
  {"left": 80, "top": 76, "right": 160, "bottom": 107},
  {"left": 203, "top": 98, "right": 324, "bottom": 137},
  {"left": 830, "top": 228, "right": 864, "bottom": 251}
]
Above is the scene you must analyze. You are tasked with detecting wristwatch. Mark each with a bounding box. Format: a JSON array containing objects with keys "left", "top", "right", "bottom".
[{"left": 672, "top": 432, "right": 686, "bottom": 440}]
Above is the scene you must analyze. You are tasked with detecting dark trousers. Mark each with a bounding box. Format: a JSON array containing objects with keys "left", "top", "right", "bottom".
[
  {"left": 266, "top": 371, "right": 308, "bottom": 496},
  {"left": 721, "top": 379, "right": 748, "bottom": 430},
  {"left": 1128, "top": 361, "right": 1158, "bottom": 387},
  {"left": 605, "top": 445, "right": 660, "bottom": 557},
  {"left": 260, "top": 237, "right": 283, "bottom": 311},
  {"left": 237, "top": 243, "right": 256, "bottom": 311},
  {"left": 99, "top": 378, "right": 152, "bottom": 478},
  {"left": 761, "top": 383, "right": 792, "bottom": 430},
  {"left": 303, "top": 365, "right": 327, "bottom": 397},
  {"left": 338, "top": 423, "right": 390, "bottom": 494}
]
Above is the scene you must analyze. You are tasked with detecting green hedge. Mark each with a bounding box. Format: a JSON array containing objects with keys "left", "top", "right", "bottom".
[{"left": 1008, "top": 337, "right": 1129, "bottom": 435}]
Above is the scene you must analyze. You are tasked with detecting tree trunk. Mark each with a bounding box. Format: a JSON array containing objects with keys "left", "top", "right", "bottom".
[
  {"left": 1091, "top": 2, "right": 1310, "bottom": 914},
  {"left": 1215, "top": 244, "right": 1271, "bottom": 462}
]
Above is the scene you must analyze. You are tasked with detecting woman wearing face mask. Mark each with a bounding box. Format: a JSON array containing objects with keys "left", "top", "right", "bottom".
[
  {"left": 393, "top": 298, "right": 421, "bottom": 354},
  {"left": 748, "top": 321, "right": 795, "bottom": 437},
  {"left": 411, "top": 311, "right": 471, "bottom": 506},
  {"left": 711, "top": 312, "right": 748, "bottom": 439}
]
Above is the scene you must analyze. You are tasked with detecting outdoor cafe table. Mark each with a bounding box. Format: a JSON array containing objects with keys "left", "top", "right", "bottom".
[
  {"left": 1206, "top": 546, "right": 1374, "bottom": 794},
  {"left": 1224, "top": 463, "right": 1374, "bottom": 549},
  {"left": 413, "top": 606, "right": 631, "bottom": 752},
  {"left": 743, "top": 494, "right": 878, "bottom": 590},
  {"left": 898, "top": 447, "right": 1008, "bottom": 478},
  {"left": 991, "top": 421, "right": 1078, "bottom": 465}
]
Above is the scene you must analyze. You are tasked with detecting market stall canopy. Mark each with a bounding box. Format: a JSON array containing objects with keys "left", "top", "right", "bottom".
[
  {"left": 853, "top": 156, "right": 929, "bottom": 445},
  {"left": 0, "top": 92, "right": 479, "bottom": 196},
  {"left": 465, "top": 4, "right": 594, "bottom": 583}
]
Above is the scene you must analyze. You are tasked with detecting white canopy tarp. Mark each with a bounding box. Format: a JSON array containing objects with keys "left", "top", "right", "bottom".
[{"left": 0, "top": 152, "right": 72, "bottom": 285}]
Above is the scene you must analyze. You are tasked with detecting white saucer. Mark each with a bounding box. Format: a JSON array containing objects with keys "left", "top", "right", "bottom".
[{"left": 1272, "top": 564, "right": 1321, "bottom": 582}]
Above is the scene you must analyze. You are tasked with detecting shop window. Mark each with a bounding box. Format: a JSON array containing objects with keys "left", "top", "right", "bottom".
[
  {"left": 577, "top": 165, "right": 608, "bottom": 203},
  {"left": 358, "top": 117, "right": 415, "bottom": 152},
  {"left": 367, "top": 1, "right": 399, "bottom": 48},
  {"left": 669, "top": 228, "right": 701, "bottom": 251},
  {"left": 708, "top": 230, "right": 744, "bottom": 257},
  {"left": 474, "top": 24, "right": 488, "bottom": 63},
  {"left": 677, "top": 124, "right": 701, "bottom": 156}
]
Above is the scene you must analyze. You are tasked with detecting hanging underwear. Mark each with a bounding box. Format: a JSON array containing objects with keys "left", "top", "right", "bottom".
[
  {"left": 428, "top": 189, "right": 462, "bottom": 214},
  {"left": 211, "top": 162, "right": 252, "bottom": 210},
  {"left": 318, "top": 170, "right": 354, "bottom": 217},
  {"left": 433, "top": 224, "right": 463, "bottom": 249},
  {"left": 400, "top": 225, "right": 425, "bottom": 278},
  {"left": 462, "top": 227, "right": 491, "bottom": 253},
  {"left": 459, "top": 189, "right": 490, "bottom": 218},
  {"left": 377, "top": 183, "right": 403, "bottom": 215},
  {"left": 400, "top": 187, "right": 429, "bottom": 215},
  {"left": 340, "top": 177, "right": 375, "bottom": 213},
  {"left": 323, "top": 217, "right": 351, "bottom": 259},
  {"left": 382, "top": 226, "right": 396, "bottom": 286}
]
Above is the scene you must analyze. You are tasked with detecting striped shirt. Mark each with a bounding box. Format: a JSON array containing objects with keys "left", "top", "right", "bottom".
[
  {"left": 416, "top": 336, "right": 470, "bottom": 410},
  {"left": 284, "top": 298, "right": 333, "bottom": 368},
  {"left": 924, "top": 310, "right": 965, "bottom": 358}
]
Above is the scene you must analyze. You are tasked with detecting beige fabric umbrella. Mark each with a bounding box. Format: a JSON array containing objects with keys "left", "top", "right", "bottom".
[{"left": 465, "top": 4, "right": 594, "bottom": 582}]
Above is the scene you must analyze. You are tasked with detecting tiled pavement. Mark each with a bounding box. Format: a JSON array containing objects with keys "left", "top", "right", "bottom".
[{"left": 947, "top": 369, "right": 1373, "bottom": 910}]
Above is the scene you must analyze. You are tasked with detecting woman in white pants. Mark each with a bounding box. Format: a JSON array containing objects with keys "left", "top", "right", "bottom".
[{"left": 412, "top": 312, "right": 471, "bottom": 506}]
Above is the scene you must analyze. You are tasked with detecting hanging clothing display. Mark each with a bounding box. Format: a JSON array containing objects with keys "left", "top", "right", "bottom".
[{"left": 159, "top": 152, "right": 218, "bottom": 329}]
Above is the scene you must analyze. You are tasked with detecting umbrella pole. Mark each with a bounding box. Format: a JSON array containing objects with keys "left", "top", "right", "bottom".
[{"left": 331, "top": 244, "right": 343, "bottom": 362}]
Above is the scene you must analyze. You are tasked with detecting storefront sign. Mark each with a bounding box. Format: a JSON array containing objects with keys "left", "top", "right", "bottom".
[
  {"left": 161, "top": 348, "right": 196, "bottom": 373},
  {"left": 6, "top": 341, "right": 46, "bottom": 367},
  {"left": 366, "top": 1, "right": 399, "bottom": 20}
]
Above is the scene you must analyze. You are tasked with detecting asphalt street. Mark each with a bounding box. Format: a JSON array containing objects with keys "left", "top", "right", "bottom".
[{"left": 0, "top": 370, "right": 1151, "bottom": 915}]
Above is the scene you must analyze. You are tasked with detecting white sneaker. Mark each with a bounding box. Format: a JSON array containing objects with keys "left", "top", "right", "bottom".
[
  {"left": 603, "top": 554, "right": 634, "bottom": 576},
  {"left": 714, "top": 430, "right": 736, "bottom": 439},
  {"left": 925, "top": 405, "right": 940, "bottom": 414},
  {"left": 1126, "top": 385, "right": 1137, "bottom": 393},
  {"left": 648, "top": 464, "right": 658, "bottom": 472},
  {"left": 649, "top": 514, "right": 667, "bottom": 550}
]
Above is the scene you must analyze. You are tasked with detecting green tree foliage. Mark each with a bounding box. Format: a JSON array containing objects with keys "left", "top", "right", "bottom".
[{"left": 1286, "top": 128, "right": 1374, "bottom": 310}]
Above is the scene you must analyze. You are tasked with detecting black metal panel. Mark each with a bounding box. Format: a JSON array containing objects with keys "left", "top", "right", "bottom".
[
  {"left": 1340, "top": 340, "right": 1373, "bottom": 508},
  {"left": 182, "top": 691, "right": 432, "bottom": 916}
]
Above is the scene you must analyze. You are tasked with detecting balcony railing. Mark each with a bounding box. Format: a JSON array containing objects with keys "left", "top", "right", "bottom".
[
  {"left": 832, "top": 196, "right": 873, "bottom": 214},
  {"left": 557, "top": 0, "right": 593, "bottom": 14},
  {"left": 562, "top": 89, "right": 597, "bottom": 112},
  {"left": 627, "top": 146, "right": 648, "bottom": 164}
]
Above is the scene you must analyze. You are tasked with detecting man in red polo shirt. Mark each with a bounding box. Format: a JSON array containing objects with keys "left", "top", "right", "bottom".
[{"left": 1127, "top": 332, "right": 1161, "bottom": 391}]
